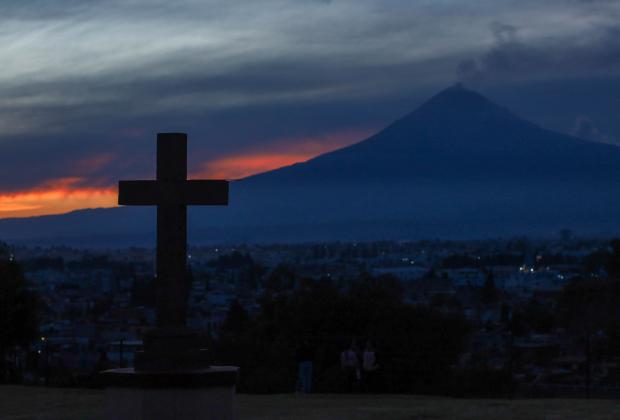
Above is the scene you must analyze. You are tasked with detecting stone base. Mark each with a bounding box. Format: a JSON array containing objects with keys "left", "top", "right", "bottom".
[
  {"left": 135, "top": 327, "right": 210, "bottom": 371},
  {"left": 101, "top": 367, "right": 239, "bottom": 420}
]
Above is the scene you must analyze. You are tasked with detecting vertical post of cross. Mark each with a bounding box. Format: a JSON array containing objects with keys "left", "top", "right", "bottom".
[
  {"left": 156, "top": 133, "right": 188, "bottom": 327},
  {"left": 116, "top": 132, "right": 229, "bottom": 370}
]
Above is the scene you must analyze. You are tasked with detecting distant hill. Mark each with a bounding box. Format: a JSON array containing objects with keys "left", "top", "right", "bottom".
[{"left": 2, "top": 84, "right": 620, "bottom": 246}]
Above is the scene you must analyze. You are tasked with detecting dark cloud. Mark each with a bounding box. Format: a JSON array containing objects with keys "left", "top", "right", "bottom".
[
  {"left": 2, "top": 0, "right": 620, "bottom": 197},
  {"left": 0, "top": 62, "right": 440, "bottom": 192},
  {"left": 0, "top": 31, "right": 451, "bottom": 192},
  {"left": 458, "top": 23, "right": 620, "bottom": 82}
]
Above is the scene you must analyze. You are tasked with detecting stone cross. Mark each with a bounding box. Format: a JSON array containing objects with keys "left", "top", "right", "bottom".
[{"left": 119, "top": 133, "right": 228, "bottom": 327}]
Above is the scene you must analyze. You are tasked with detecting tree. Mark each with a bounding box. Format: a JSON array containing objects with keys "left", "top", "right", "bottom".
[
  {"left": 557, "top": 277, "right": 620, "bottom": 396},
  {"left": 0, "top": 243, "right": 39, "bottom": 381},
  {"left": 222, "top": 300, "right": 250, "bottom": 334},
  {"left": 557, "top": 278, "right": 620, "bottom": 335}
]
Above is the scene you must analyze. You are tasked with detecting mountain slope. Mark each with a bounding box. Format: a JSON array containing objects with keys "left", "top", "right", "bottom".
[
  {"left": 2, "top": 84, "right": 620, "bottom": 245},
  {"left": 244, "top": 83, "right": 620, "bottom": 184}
]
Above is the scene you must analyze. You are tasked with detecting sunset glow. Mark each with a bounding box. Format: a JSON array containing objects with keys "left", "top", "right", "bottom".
[
  {"left": 0, "top": 129, "right": 373, "bottom": 218},
  {"left": 0, "top": 178, "right": 116, "bottom": 218},
  {"left": 201, "top": 153, "right": 313, "bottom": 180},
  {"left": 197, "top": 129, "right": 372, "bottom": 180}
]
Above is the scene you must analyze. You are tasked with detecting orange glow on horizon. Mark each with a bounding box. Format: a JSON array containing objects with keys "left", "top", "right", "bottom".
[
  {"left": 197, "top": 128, "right": 372, "bottom": 180},
  {"left": 199, "top": 152, "right": 314, "bottom": 179},
  {"left": 0, "top": 178, "right": 116, "bottom": 218},
  {"left": 1, "top": 128, "right": 374, "bottom": 218}
]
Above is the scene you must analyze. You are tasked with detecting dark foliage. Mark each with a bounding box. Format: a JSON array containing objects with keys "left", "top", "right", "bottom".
[
  {"left": 213, "top": 273, "right": 469, "bottom": 394},
  {"left": 0, "top": 243, "right": 39, "bottom": 381},
  {"left": 557, "top": 277, "right": 620, "bottom": 335},
  {"left": 556, "top": 276, "right": 620, "bottom": 367}
]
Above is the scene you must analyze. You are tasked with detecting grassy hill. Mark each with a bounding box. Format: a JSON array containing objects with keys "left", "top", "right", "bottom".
[{"left": 2, "top": 386, "right": 620, "bottom": 419}]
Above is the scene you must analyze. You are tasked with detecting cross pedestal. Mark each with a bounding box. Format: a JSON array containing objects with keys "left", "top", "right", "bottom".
[
  {"left": 102, "top": 367, "right": 239, "bottom": 420},
  {"left": 100, "top": 133, "right": 238, "bottom": 420}
]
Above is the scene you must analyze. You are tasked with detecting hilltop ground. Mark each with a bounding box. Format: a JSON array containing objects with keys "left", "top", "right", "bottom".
[{"left": 1, "top": 386, "right": 619, "bottom": 420}]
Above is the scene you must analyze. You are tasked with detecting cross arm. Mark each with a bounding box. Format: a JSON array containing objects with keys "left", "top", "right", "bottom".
[
  {"left": 118, "top": 180, "right": 229, "bottom": 206},
  {"left": 184, "top": 180, "right": 228, "bottom": 205},
  {"left": 118, "top": 180, "right": 160, "bottom": 205}
]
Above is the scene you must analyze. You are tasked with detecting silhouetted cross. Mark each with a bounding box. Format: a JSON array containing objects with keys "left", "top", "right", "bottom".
[{"left": 119, "top": 133, "right": 228, "bottom": 327}]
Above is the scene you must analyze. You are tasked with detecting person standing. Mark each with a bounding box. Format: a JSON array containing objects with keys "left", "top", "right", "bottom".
[
  {"left": 296, "top": 338, "right": 314, "bottom": 393},
  {"left": 340, "top": 340, "right": 360, "bottom": 392},
  {"left": 362, "top": 340, "right": 379, "bottom": 392}
]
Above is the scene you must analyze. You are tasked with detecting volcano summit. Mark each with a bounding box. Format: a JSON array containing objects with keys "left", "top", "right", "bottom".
[{"left": 2, "top": 85, "right": 620, "bottom": 245}]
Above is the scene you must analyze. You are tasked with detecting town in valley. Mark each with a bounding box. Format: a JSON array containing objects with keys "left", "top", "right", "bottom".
[{"left": 5, "top": 231, "right": 619, "bottom": 396}]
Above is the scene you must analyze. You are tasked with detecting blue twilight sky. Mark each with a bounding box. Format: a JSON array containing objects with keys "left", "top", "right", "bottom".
[{"left": 0, "top": 0, "right": 619, "bottom": 216}]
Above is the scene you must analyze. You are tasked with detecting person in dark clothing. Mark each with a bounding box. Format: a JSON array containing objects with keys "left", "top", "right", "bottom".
[
  {"left": 95, "top": 349, "right": 112, "bottom": 373},
  {"left": 362, "top": 340, "right": 379, "bottom": 393},
  {"left": 296, "top": 338, "right": 314, "bottom": 393}
]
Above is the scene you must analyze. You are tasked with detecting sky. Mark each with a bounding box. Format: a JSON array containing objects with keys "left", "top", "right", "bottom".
[{"left": 0, "top": 0, "right": 619, "bottom": 218}]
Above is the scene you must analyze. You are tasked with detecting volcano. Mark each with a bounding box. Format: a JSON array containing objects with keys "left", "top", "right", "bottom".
[{"left": 3, "top": 84, "right": 620, "bottom": 245}]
